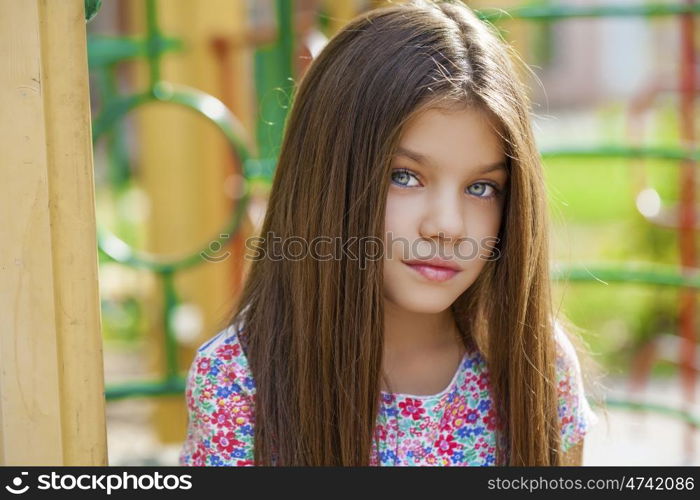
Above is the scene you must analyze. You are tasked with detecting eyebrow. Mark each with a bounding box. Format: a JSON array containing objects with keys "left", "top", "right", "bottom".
[{"left": 394, "top": 146, "right": 508, "bottom": 175}]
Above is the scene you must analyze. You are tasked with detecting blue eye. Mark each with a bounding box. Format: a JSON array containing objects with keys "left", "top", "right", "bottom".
[
  {"left": 467, "top": 182, "right": 498, "bottom": 199},
  {"left": 390, "top": 168, "right": 421, "bottom": 187},
  {"left": 390, "top": 171, "right": 501, "bottom": 198}
]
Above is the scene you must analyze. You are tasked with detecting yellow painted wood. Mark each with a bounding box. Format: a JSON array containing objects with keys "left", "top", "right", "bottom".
[
  {"left": 0, "top": 0, "right": 107, "bottom": 465},
  {"left": 323, "top": 0, "right": 359, "bottom": 36}
]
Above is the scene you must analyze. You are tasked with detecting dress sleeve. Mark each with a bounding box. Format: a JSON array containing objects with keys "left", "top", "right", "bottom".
[
  {"left": 179, "top": 328, "right": 256, "bottom": 466},
  {"left": 553, "top": 321, "right": 599, "bottom": 453}
]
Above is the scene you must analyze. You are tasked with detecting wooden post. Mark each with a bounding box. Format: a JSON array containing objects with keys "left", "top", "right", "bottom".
[{"left": 0, "top": 0, "right": 108, "bottom": 465}]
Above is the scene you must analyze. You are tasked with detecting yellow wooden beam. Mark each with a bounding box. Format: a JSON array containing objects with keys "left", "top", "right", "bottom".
[{"left": 0, "top": 0, "right": 107, "bottom": 465}]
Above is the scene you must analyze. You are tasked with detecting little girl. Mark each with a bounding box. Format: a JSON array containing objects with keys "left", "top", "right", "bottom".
[{"left": 180, "top": 0, "right": 598, "bottom": 466}]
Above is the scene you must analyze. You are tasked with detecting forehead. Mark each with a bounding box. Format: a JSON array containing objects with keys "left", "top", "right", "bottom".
[{"left": 395, "top": 106, "right": 506, "bottom": 170}]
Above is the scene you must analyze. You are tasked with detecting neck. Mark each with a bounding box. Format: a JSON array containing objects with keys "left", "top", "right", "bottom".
[{"left": 383, "top": 300, "right": 462, "bottom": 358}]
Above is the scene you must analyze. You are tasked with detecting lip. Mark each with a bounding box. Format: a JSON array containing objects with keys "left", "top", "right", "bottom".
[
  {"left": 403, "top": 259, "right": 461, "bottom": 282},
  {"left": 403, "top": 258, "right": 461, "bottom": 271}
]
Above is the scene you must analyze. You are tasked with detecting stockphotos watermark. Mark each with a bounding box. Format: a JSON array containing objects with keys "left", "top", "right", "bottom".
[
  {"left": 200, "top": 231, "right": 501, "bottom": 268},
  {"left": 3, "top": 470, "right": 192, "bottom": 496}
]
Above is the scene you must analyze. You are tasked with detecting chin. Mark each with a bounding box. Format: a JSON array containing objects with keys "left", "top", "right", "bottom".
[{"left": 387, "top": 291, "right": 459, "bottom": 314}]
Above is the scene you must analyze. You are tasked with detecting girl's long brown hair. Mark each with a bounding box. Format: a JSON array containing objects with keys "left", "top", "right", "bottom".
[{"left": 227, "top": 0, "right": 564, "bottom": 465}]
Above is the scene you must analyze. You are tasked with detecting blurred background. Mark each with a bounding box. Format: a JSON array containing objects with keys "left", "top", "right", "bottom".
[{"left": 84, "top": 0, "right": 699, "bottom": 465}]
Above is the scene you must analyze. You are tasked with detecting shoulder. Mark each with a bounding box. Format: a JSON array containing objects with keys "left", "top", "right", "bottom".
[
  {"left": 179, "top": 320, "right": 256, "bottom": 466},
  {"left": 552, "top": 320, "right": 599, "bottom": 453},
  {"left": 189, "top": 320, "right": 256, "bottom": 399}
]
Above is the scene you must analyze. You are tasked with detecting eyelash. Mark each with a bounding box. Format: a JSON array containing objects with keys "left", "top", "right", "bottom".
[{"left": 390, "top": 168, "right": 503, "bottom": 200}]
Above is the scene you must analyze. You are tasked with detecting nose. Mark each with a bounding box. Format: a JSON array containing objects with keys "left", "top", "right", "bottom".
[{"left": 418, "top": 191, "right": 467, "bottom": 243}]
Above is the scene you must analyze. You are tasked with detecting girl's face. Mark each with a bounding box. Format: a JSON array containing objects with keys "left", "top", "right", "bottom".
[{"left": 383, "top": 105, "right": 508, "bottom": 314}]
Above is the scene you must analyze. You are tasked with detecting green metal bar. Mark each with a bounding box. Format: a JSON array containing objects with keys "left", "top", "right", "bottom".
[
  {"left": 87, "top": 36, "right": 182, "bottom": 68},
  {"left": 105, "top": 377, "right": 185, "bottom": 401},
  {"left": 92, "top": 92, "right": 152, "bottom": 141},
  {"left": 276, "top": 0, "right": 294, "bottom": 90},
  {"left": 529, "top": 1, "right": 555, "bottom": 65},
  {"left": 243, "top": 157, "right": 277, "bottom": 183},
  {"left": 90, "top": 66, "right": 131, "bottom": 190},
  {"left": 145, "top": 0, "right": 162, "bottom": 89},
  {"left": 600, "top": 398, "right": 700, "bottom": 428},
  {"left": 552, "top": 263, "right": 700, "bottom": 289},
  {"left": 162, "top": 271, "right": 180, "bottom": 379},
  {"left": 254, "top": 0, "right": 294, "bottom": 169},
  {"left": 541, "top": 145, "right": 700, "bottom": 163},
  {"left": 476, "top": 3, "right": 700, "bottom": 22}
]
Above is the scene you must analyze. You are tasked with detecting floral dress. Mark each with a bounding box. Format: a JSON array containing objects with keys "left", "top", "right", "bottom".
[{"left": 179, "top": 320, "right": 598, "bottom": 466}]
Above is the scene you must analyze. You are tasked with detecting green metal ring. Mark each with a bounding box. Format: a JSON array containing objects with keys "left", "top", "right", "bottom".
[{"left": 92, "top": 82, "right": 254, "bottom": 272}]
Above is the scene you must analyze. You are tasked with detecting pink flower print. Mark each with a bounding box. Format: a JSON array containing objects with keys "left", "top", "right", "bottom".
[
  {"left": 212, "top": 430, "right": 241, "bottom": 454},
  {"left": 398, "top": 398, "right": 425, "bottom": 420},
  {"left": 185, "top": 388, "right": 195, "bottom": 410},
  {"left": 558, "top": 377, "right": 571, "bottom": 394},
  {"left": 236, "top": 459, "right": 254, "bottom": 466},
  {"left": 191, "top": 445, "right": 207, "bottom": 466},
  {"left": 220, "top": 365, "right": 238, "bottom": 384},
  {"left": 211, "top": 408, "right": 232, "bottom": 428},
  {"left": 483, "top": 409, "right": 497, "bottom": 431},
  {"left": 465, "top": 408, "right": 479, "bottom": 424},
  {"left": 216, "top": 343, "right": 241, "bottom": 361},
  {"left": 404, "top": 437, "right": 422, "bottom": 450},
  {"left": 196, "top": 357, "right": 211, "bottom": 375},
  {"left": 440, "top": 423, "right": 452, "bottom": 434},
  {"left": 435, "top": 434, "right": 459, "bottom": 456}
]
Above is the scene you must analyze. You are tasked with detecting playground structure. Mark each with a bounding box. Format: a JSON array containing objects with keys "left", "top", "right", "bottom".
[{"left": 0, "top": 0, "right": 698, "bottom": 465}]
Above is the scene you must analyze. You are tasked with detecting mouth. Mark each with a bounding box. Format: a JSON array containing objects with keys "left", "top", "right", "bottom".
[{"left": 402, "top": 261, "right": 461, "bottom": 282}]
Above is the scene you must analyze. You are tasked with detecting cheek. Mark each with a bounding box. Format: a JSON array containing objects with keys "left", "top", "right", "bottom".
[
  {"left": 465, "top": 203, "right": 503, "bottom": 237},
  {"left": 384, "top": 193, "right": 416, "bottom": 235},
  {"left": 454, "top": 207, "right": 503, "bottom": 262}
]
